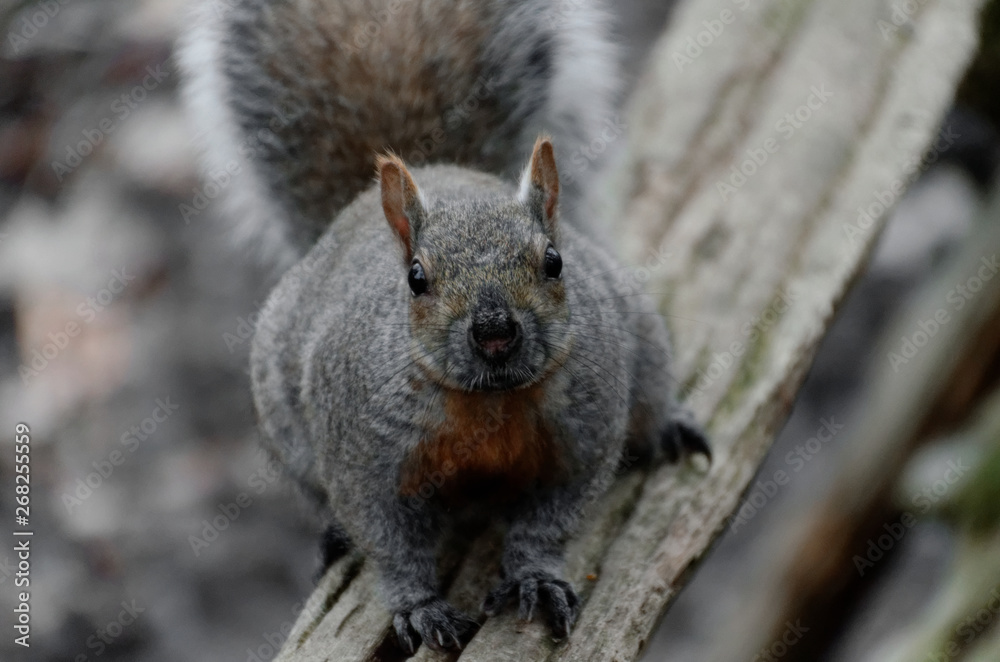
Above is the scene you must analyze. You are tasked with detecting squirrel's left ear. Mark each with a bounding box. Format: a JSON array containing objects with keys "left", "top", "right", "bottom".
[
  {"left": 377, "top": 153, "right": 426, "bottom": 262},
  {"left": 519, "top": 136, "right": 560, "bottom": 235}
]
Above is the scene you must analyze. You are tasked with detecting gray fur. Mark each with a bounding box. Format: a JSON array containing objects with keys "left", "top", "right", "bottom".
[{"left": 250, "top": 165, "right": 708, "bottom": 650}]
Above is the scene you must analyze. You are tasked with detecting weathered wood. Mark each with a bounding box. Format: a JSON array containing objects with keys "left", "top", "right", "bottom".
[
  {"left": 709, "top": 174, "right": 1000, "bottom": 662},
  {"left": 276, "top": 0, "right": 986, "bottom": 659}
]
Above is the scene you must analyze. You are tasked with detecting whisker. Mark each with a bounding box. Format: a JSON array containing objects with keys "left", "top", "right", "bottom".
[
  {"left": 540, "top": 338, "right": 630, "bottom": 408},
  {"left": 582, "top": 292, "right": 674, "bottom": 302},
  {"left": 539, "top": 342, "right": 620, "bottom": 430},
  {"left": 543, "top": 336, "right": 671, "bottom": 429},
  {"left": 560, "top": 263, "right": 643, "bottom": 289},
  {"left": 549, "top": 318, "right": 676, "bottom": 362},
  {"left": 362, "top": 345, "right": 451, "bottom": 421},
  {"left": 569, "top": 304, "right": 710, "bottom": 326},
  {"left": 547, "top": 328, "right": 680, "bottom": 388}
]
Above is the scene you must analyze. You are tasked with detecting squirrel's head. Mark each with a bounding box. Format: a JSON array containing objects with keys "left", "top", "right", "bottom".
[{"left": 378, "top": 137, "right": 573, "bottom": 392}]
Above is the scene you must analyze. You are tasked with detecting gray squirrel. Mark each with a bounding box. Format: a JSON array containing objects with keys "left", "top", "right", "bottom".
[{"left": 179, "top": 0, "right": 710, "bottom": 653}]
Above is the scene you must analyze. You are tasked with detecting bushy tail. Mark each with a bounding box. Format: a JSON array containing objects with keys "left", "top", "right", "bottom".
[{"left": 178, "top": 0, "right": 619, "bottom": 270}]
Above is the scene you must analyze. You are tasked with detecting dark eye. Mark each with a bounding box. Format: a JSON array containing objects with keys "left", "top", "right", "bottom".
[
  {"left": 408, "top": 261, "right": 428, "bottom": 296},
  {"left": 544, "top": 246, "right": 562, "bottom": 279}
]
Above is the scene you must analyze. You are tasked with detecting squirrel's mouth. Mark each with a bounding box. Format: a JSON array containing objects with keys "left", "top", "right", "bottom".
[
  {"left": 464, "top": 364, "right": 538, "bottom": 392},
  {"left": 410, "top": 343, "right": 540, "bottom": 392}
]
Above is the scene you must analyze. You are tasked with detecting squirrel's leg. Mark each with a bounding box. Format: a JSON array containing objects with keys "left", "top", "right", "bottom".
[
  {"left": 369, "top": 498, "right": 478, "bottom": 654},
  {"left": 482, "top": 486, "right": 589, "bottom": 639},
  {"left": 621, "top": 370, "right": 712, "bottom": 467},
  {"left": 316, "top": 520, "right": 352, "bottom": 579},
  {"left": 622, "top": 310, "right": 712, "bottom": 465}
]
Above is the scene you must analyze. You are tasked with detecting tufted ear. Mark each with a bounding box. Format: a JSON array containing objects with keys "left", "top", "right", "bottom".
[
  {"left": 518, "top": 136, "right": 560, "bottom": 235},
  {"left": 377, "top": 153, "right": 425, "bottom": 262}
]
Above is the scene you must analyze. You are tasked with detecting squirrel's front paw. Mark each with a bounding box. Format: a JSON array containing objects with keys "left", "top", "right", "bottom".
[
  {"left": 482, "top": 572, "right": 580, "bottom": 639},
  {"left": 661, "top": 416, "right": 712, "bottom": 464},
  {"left": 392, "top": 597, "right": 478, "bottom": 654}
]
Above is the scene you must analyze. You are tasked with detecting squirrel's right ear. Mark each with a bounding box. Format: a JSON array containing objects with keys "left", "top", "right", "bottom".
[
  {"left": 377, "top": 154, "right": 425, "bottom": 262},
  {"left": 519, "top": 136, "right": 560, "bottom": 236}
]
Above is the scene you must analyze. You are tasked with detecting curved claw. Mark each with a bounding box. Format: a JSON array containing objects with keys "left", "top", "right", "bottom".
[
  {"left": 538, "top": 580, "right": 578, "bottom": 639},
  {"left": 393, "top": 612, "right": 419, "bottom": 655},
  {"left": 518, "top": 577, "right": 539, "bottom": 621},
  {"left": 483, "top": 572, "right": 580, "bottom": 640},
  {"left": 661, "top": 418, "right": 712, "bottom": 464},
  {"left": 393, "top": 598, "right": 478, "bottom": 654}
]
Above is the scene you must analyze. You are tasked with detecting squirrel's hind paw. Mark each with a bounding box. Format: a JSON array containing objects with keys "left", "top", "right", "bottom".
[
  {"left": 393, "top": 598, "right": 478, "bottom": 654},
  {"left": 483, "top": 573, "right": 580, "bottom": 640},
  {"left": 661, "top": 417, "right": 712, "bottom": 465}
]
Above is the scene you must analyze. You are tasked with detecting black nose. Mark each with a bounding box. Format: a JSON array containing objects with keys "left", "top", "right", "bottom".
[{"left": 470, "top": 308, "right": 521, "bottom": 360}]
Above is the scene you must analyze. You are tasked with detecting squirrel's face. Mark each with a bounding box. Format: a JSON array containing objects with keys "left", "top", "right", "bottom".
[
  {"left": 378, "top": 139, "right": 573, "bottom": 392},
  {"left": 406, "top": 205, "right": 571, "bottom": 391}
]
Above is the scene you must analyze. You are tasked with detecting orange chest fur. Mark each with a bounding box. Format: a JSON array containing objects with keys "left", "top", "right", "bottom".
[{"left": 399, "top": 386, "right": 564, "bottom": 505}]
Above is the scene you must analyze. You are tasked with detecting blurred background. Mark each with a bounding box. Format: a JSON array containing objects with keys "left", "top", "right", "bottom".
[{"left": 0, "top": 1, "right": 998, "bottom": 661}]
